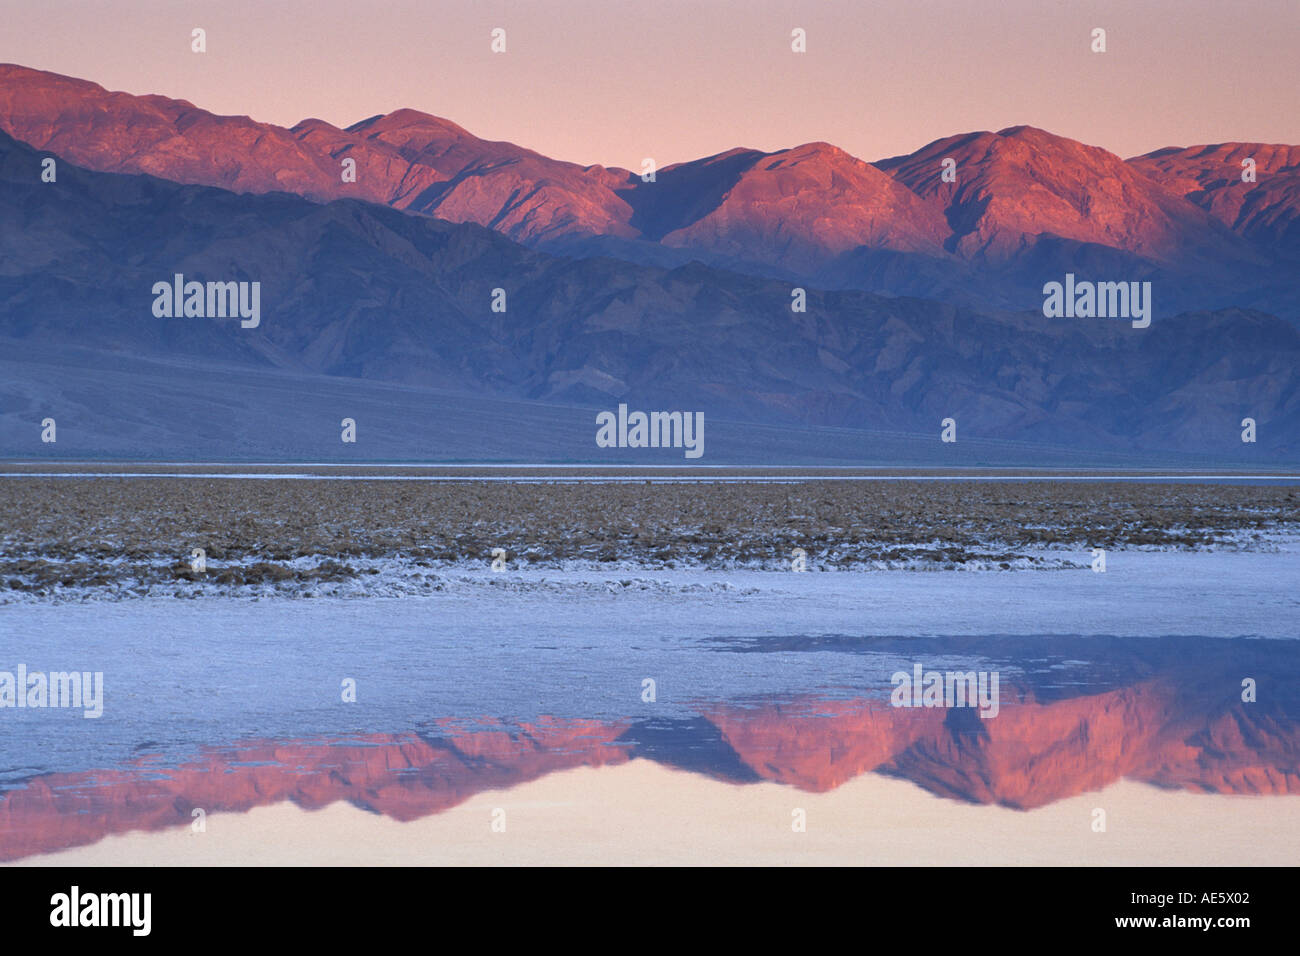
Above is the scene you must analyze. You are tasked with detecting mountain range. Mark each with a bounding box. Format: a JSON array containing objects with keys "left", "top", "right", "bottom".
[{"left": 0, "top": 63, "right": 1296, "bottom": 461}]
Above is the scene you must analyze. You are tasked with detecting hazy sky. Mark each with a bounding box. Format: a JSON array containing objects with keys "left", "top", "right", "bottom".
[{"left": 2, "top": 0, "right": 1296, "bottom": 167}]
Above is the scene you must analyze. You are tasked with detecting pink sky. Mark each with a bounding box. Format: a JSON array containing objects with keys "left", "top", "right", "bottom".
[{"left": 2, "top": 0, "right": 1296, "bottom": 167}]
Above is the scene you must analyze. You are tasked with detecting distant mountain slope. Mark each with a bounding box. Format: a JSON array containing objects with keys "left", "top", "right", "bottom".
[
  {"left": 874, "top": 126, "right": 1249, "bottom": 266},
  {"left": 1128, "top": 143, "right": 1300, "bottom": 252},
  {"left": 635, "top": 142, "right": 950, "bottom": 270},
  {"left": 868, "top": 126, "right": 1288, "bottom": 317},
  {"left": 0, "top": 63, "right": 637, "bottom": 244},
  {"left": 1, "top": 129, "right": 1297, "bottom": 460}
]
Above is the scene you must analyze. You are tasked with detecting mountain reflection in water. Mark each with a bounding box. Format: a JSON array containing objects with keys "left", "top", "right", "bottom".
[{"left": 2, "top": 635, "right": 1297, "bottom": 861}]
